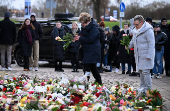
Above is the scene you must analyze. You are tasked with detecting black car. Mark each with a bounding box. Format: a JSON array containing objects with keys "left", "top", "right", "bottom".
[{"left": 14, "top": 13, "right": 81, "bottom": 66}]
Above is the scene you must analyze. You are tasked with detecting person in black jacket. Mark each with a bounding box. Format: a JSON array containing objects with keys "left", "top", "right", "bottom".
[
  {"left": 29, "top": 13, "right": 43, "bottom": 71},
  {"left": 117, "top": 23, "right": 131, "bottom": 74},
  {"left": 0, "top": 12, "right": 16, "bottom": 71},
  {"left": 97, "top": 22, "right": 110, "bottom": 73},
  {"left": 107, "top": 25, "right": 120, "bottom": 72},
  {"left": 68, "top": 22, "right": 80, "bottom": 72},
  {"left": 17, "top": 18, "right": 36, "bottom": 71},
  {"left": 164, "top": 24, "right": 170, "bottom": 76},
  {"left": 51, "top": 22, "right": 66, "bottom": 72},
  {"left": 152, "top": 23, "right": 168, "bottom": 78},
  {"left": 103, "top": 27, "right": 111, "bottom": 68},
  {"left": 74, "top": 13, "right": 102, "bottom": 85}
]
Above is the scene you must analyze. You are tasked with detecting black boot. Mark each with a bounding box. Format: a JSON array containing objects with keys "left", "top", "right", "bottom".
[
  {"left": 122, "top": 70, "right": 125, "bottom": 74},
  {"left": 126, "top": 71, "right": 131, "bottom": 74},
  {"left": 129, "top": 72, "right": 137, "bottom": 76}
]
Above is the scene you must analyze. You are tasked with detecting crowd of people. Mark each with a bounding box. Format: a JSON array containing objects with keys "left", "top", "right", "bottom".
[{"left": 0, "top": 12, "right": 170, "bottom": 87}]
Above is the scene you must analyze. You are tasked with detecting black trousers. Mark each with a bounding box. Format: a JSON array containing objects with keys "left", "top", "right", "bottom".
[
  {"left": 165, "top": 62, "right": 170, "bottom": 76},
  {"left": 24, "top": 56, "right": 29, "bottom": 69},
  {"left": 84, "top": 63, "right": 102, "bottom": 84},
  {"left": 70, "top": 52, "right": 79, "bottom": 70},
  {"left": 108, "top": 53, "right": 120, "bottom": 69},
  {"left": 130, "top": 50, "right": 136, "bottom": 71},
  {"left": 55, "top": 60, "right": 62, "bottom": 70}
]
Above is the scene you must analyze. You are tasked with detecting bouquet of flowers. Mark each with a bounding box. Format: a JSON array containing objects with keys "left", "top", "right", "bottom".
[
  {"left": 120, "top": 34, "right": 131, "bottom": 54},
  {"left": 63, "top": 33, "right": 74, "bottom": 50}
]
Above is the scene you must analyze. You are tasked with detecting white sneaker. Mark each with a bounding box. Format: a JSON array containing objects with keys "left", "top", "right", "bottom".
[
  {"left": 29, "top": 67, "right": 33, "bottom": 71},
  {"left": 157, "top": 73, "right": 162, "bottom": 79},
  {"left": 7, "top": 67, "right": 12, "bottom": 71},
  {"left": 107, "top": 66, "right": 111, "bottom": 70},
  {"left": 35, "top": 67, "right": 38, "bottom": 71},
  {"left": 1, "top": 68, "right": 6, "bottom": 71},
  {"left": 114, "top": 68, "right": 119, "bottom": 73},
  {"left": 151, "top": 74, "right": 157, "bottom": 78}
]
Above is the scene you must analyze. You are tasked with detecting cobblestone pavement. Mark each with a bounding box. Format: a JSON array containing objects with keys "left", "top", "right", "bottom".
[{"left": 1, "top": 62, "right": 170, "bottom": 110}]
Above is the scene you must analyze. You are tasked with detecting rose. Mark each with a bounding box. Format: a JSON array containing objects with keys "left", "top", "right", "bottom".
[
  {"left": 123, "top": 34, "right": 127, "bottom": 36},
  {"left": 41, "top": 82, "right": 45, "bottom": 86},
  {"left": 13, "top": 77, "right": 16, "bottom": 81},
  {"left": 120, "top": 99, "right": 124, "bottom": 105}
]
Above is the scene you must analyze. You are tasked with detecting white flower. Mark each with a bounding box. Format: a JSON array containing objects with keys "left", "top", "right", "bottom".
[
  {"left": 125, "top": 95, "right": 130, "bottom": 98},
  {"left": 62, "top": 91, "right": 66, "bottom": 94},
  {"left": 79, "top": 90, "right": 83, "bottom": 93},
  {"left": 24, "top": 83, "right": 31, "bottom": 89},
  {"left": 22, "top": 80, "right": 26, "bottom": 83},
  {"left": 4, "top": 80, "right": 8, "bottom": 84},
  {"left": 110, "top": 86, "right": 116, "bottom": 93},
  {"left": 81, "top": 106, "right": 88, "bottom": 111}
]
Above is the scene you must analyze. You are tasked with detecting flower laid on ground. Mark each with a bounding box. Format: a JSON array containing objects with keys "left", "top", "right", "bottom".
[{"left": 0, "top": 74, "right": 163, "bottom": 111}]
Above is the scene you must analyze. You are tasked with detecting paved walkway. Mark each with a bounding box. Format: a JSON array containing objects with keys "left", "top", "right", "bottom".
[{"left": 1, "top": 63, "right": 170, "bottom": 110}]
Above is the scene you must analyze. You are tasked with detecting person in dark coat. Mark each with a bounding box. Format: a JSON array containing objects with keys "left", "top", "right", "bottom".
[
  {"left": 160, "top": 18, "right": 169, "bottom": 76},
  {"left": 51, "top": 22, "right": 66, "bottom": 72},
  {"left": 160, "top": 18, "right": 168, "bottom": 33},
  {"left": 97, "top": 22, "right": 110, "bottom": 73},
  {"left": 107, "top": 25, "right": 120, "bottom": 72},
  {"left": 74, "top": 13, "right": 102, "bottom": 85},
  {"left": 0, "top": 12, "right": 16, "bottom": 71},
  {"left": 17, "top": 18, "right": 36, "bottom": 71},
  {"left": 29, "top": 13, "right": 43, "bottom": 71},
  {"left": 164, "top": 24, "right": 170, "bottom": 76},
  {"left": 103, "top": 27, "right": 111, "bottom": 68},
  {"left": 68, "top": 22, "right": 80, "bottom": 72},
  {"left": 152, "top": 23, "right": 168, "bottom": 78},
  {"left": 117, "top": 23, "right": 131, "bottom": 74}
]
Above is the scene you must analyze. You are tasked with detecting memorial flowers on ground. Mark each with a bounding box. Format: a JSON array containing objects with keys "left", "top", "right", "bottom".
[{"left": 0, "top": 73, "right": 163, "bottom": 111}]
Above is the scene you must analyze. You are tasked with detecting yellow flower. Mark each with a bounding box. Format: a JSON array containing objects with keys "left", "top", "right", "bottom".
[
  {"left": 50, "top": 79, "right": 52, "bottom": 82},
  {"left": 20, "top": 103, "right": 24, "bottom": 107}
]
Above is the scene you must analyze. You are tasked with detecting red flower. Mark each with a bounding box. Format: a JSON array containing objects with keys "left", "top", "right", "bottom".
[
  {"left": 41, "top": 82, "right": 45, "bottom": 86},
  {"left": 16, "top": 86, "right": 20, "bottom": 89},
  {"left": 92, "top": 84, "right": 95, "bottom": 86},
  {"left": 2, "top": 87, "right": 7, "bottom": 92},
  {"left": 83, "top": 102, "right": 90, "bottom": 106},
  {"left": 71, "top": 96, "right": 81, "bottom": 104},
  {"left": 28, "top": 91, "right": 34, "bottom": 94},
  {"left": 13, "top": 77, "right": 16, "bottom": 81},
  {"left": 158, "top": 94, "right": 162, "bottom": 99},
  {"left": 60, "top": 105, "right": 66, "bottom": 110},
  {"left": 95, "top": 92, "right": 102, "bottom": 98}
]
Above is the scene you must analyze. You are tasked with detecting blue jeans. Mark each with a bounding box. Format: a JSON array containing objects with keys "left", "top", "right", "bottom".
[
  {"left": 121, "top": 63, "right": 131, "bottom": 71},
  {"left": 103, "top": 52, "right": 109, "bottom": 66},
  {"left": 153, "top": 50, "right": 163, "bottom": 74}
]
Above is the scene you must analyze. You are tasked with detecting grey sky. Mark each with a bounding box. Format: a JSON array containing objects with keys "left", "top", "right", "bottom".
[{"left": 11, "top": 0, "right": 170, "bottom": 10}]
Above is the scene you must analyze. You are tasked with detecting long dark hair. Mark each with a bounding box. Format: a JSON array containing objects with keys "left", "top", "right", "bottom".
[{"left": 19, "top": 18, "right": 35, "bottom": 30}]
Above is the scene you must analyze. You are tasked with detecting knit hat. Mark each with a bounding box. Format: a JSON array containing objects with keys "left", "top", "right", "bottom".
[
  {"left": 145, "top": 17, "right": 152, "bottom": 23},
  {"left": 30, "top": 13, "right": 36, "bottom": 20},
  {"left": 4, "top": 12, "right": 10, "bottom": 18},
  {"left": 161, "top": 17, "right": 167, "bottom": 22},
  {"left": 154, "top": 23, "right": 161, "bottom": 28},
  {"left": 105, "top": 27, "right": 110, "bottom": 32},
  {"left": 112, "top": 25, "right": 120, "bottom": 32}
]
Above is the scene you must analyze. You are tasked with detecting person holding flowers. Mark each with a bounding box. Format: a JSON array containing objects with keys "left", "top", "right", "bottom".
[
  {"left": 74, "top": 12, "right": 102, "bottom": 84},
  {"left": 68, "top": 22, "right": 80, "bottom": 72},
  {"left": 17, "top": 18, "right": 36, "bottom": 71},
  {"left": 129, "top": 15, "right": 155, "bottom": 93},
  {"left": 117, "top": 23, "right": 132, "bottom": 74},
  {"left": 51, "top": 21, "right": 66, "bottom": 72}
]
